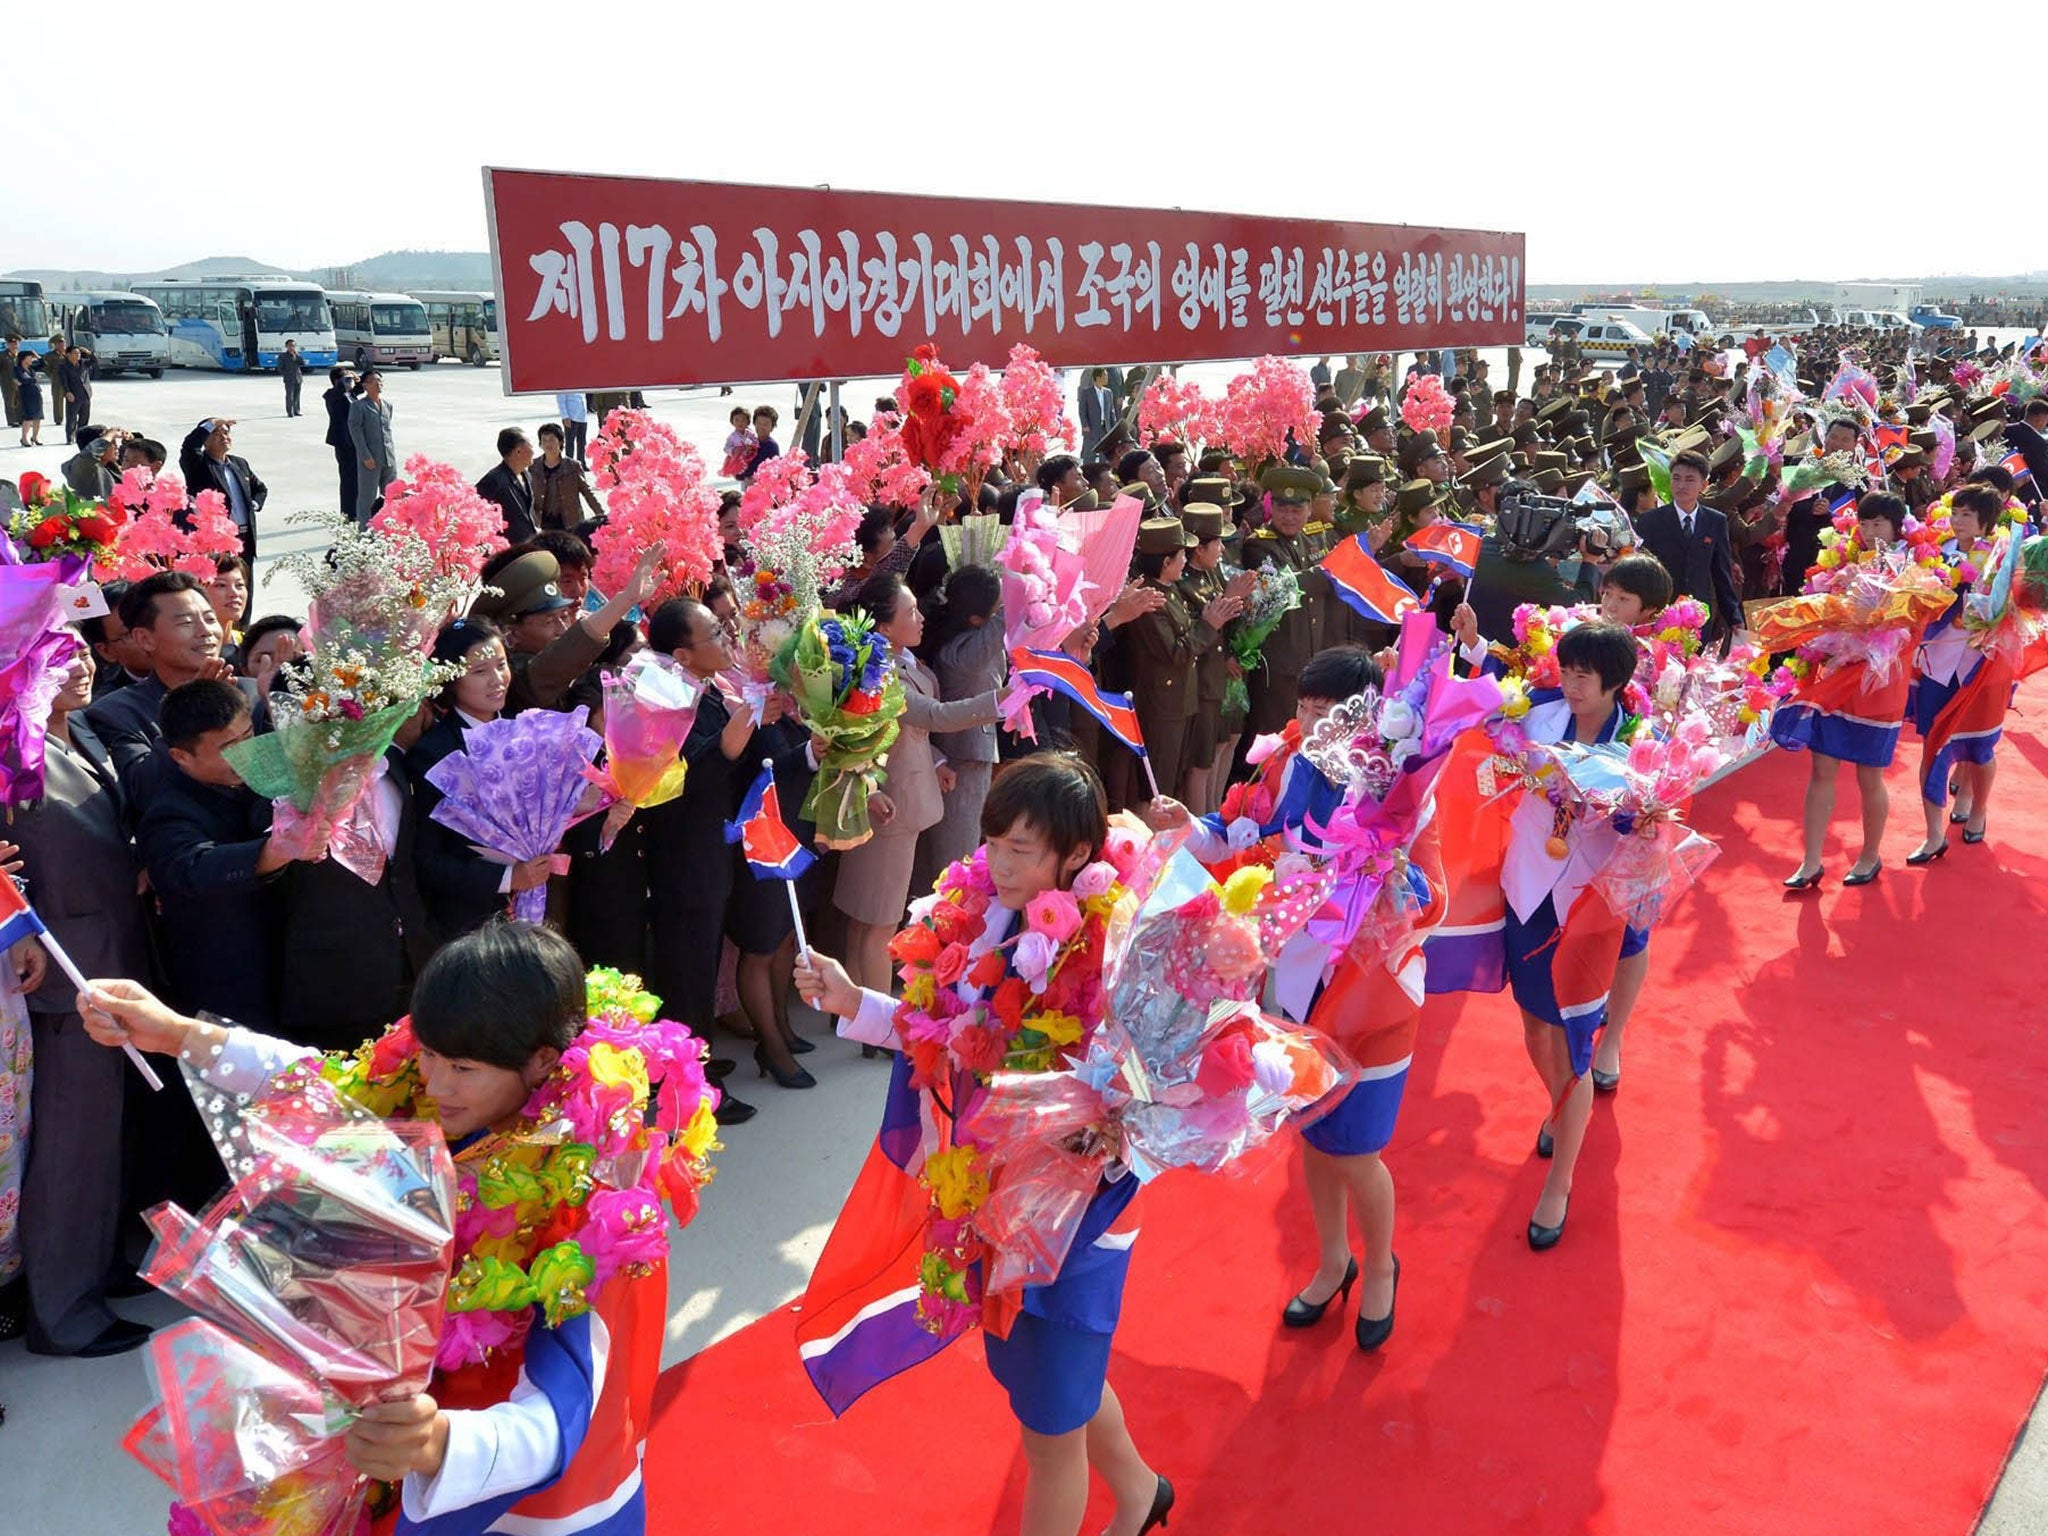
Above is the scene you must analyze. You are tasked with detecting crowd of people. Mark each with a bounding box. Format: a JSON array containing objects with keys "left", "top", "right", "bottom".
[{"left": 0, "top": 315, "right": 2043, "bottom": 1536}]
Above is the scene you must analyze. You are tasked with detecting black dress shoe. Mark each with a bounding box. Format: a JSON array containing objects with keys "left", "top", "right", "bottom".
[
  {"left": 755, "top": 1045, "right": 817, "bottom": 1090},
  {"left": 705, "top": 1057, "right": 737, "bottom": 1081},
  {"left": 1906, "top": 842, "right": 1949, "bottom": 866},
  {"left": 712, "top": 1094, "right": 758, "bottom": 1126},
  {"left": 1281, "top": 1256, "right": 1357, "bottom": 1328},
  {"left": 31, "top": 1318, "right": 153, "bottom": 1359},
  {"left": 1782, "top": 868, "right": 1823, "bottom": 891},
  {"left": 1536, "top": 1124, "right": 1555, "bottom": 1159},
  {"left": 1841, "top": 863, "right": 1882, "bottom": 887},
  {"left": 1354, "top": 1255, "right": 1399, "bottom": 1352},
  {"left": 787, "top": 1031, "right": 816, "bottom": 1056},
  {"left": 103, "top": 1269, "right": 156, "bottom": 1301},
  {"left": 1528, "top": 1197, "right": 1570, "bottom": 1252},
  {"left": 1138, "top": 1475, "right": 1175, "bottom": 1534},
  {"left": 1591, "top": 1068, "right": 1621, "bottom": 1094}
]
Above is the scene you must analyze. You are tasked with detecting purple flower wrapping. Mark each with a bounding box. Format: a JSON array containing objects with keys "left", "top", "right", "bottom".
[
  {"left": 424, "top": 707, "right": 603, "bottom": 922},
  {"left": 0, "top": 554, "right": 87, "bottom": 805}
]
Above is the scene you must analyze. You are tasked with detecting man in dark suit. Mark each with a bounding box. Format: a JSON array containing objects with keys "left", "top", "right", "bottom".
[
  {"left": 476, "top": 426, "right": 539, "bottom": 543},
  {"left": 1637, "top": 448, "right": 1744, "bottom": 647},
  {"left": 1077, "top": 367, "right": 1116, "bottom": 456},
  {"left": 11, "top": 663, "right": 159, "bottom": 1358},
  {"left": 323, "top": 365, "right": 359, "bottom": 517},
  {"left": 2006, "top": 398, "right": 2048, "bottom": 506},
  {"left": 178, "top": 417, "right": 266, "bottom": 600},
  {"left": 277, "top": 744, "right": 435, "bottom": 1053},
  {"left": 57, "top": 343, "right": 93, "bottom": 442},
  {"left": 137, "top": 680, "right": 313, "bottom": 1030}
]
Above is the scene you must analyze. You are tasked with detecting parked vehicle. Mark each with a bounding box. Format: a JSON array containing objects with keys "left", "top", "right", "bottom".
[
  {"left": 0, "top": 280, "right": 56, "bottom": 353},
  {"left": 50, "top": 291, "right": 169, "bottom": 377},
  {"left": 327, "top": 291, "right": 432, "bottom": 369},
  {"left": 1525, "top": 311, "right": 1571, "bottom": 347},
  {"left": 411, "top": 290, "right": 499, "bottom": 365},
  {"left": 133, "top": 278, "right": 338, "bottom": 372},
  {"left": 1908, "top": 305, "right": 1962, "bottom": 330},
  {"left": 1570, "top": 318, "right": 1655, "bottom": 357}
]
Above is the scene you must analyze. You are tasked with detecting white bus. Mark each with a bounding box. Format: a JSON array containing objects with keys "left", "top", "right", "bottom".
[
  {"left": 327, "top": 290, "right": 432, "bottom": 369},
  {"left": 411, "top": 290, "right": 500, "bottom": 366},
  {"left": 50, "top": 290, "right": 169, "bottom": 377},
  {"left": 132, "top": 278, "right": 338, "bottom": 372}
]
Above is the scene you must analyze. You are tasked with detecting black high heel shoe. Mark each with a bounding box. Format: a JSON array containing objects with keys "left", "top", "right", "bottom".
[
  {"left": 1138, "top": 1475, "right": 1175, "bottom": 1534},
  {"left": 1528, "top": 1196, "right": 1570, "bottom": 1252},
  {"left": 1536, "top": 1124, "right": 1555, "bottom": 1159},
  {"left": 787, "top": 1030, "right": 816, "bottom": 1055},
  {"left": 1962, "top": 825, "right": 1988, "bottom": 845},
  {"left": 1281, "top": 1256, "right": 1358, "bottom": 1328},
  {"left": 1906, "top": 841, "right": 1949, "bottom": 866},
  {"left": 1782, "top": 867, "right": 1824, "bottom": 891},
  {"left": 1354, "top": 1255, "right": 1399, "bottom": 1352},
  {"left": 1841, "top": 863, "right": 1882, "bottom": 887},
  {"left": 754, "top": 1045, "right": 816, "bottom": 1090}
]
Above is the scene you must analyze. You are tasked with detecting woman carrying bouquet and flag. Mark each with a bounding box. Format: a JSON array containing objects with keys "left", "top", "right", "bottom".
[{"left": 78, "top": 922, "right": 719, "bottom": 1536}]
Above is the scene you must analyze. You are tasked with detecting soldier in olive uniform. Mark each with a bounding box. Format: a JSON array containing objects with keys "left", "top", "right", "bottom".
[
  {"left": 1123, "top": 516, "right": 1244, "bottom": 800},
  {"left": 1328, "top": 456, "right": 1395, "bottom": 649},
  {"left": 1241, "top": 465, "right": 1330, "bottom": 736},
  {"left": 1176, "top": 502, "right": 1256, "bottom": 812}
]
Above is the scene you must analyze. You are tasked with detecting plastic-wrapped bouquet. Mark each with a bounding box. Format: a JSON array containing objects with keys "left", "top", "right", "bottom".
[
  {"left": 583, "top": 651, "right": 703, "bottom": 828},
  {"left": 226, "top": 518, "right": 472, "bottom": 881},
  {"left": 8, "top": 478, "right": 127, "bottom": 569},
  {"left": 770, "top": 608, "right": 905, "bottom": 850},
  {"left": 0, "top": 550, "right": 89, "bottom": 807},
  {"left": 1222, "top": 563, "right": 1303, "bottom": 715},
  {"left": 996, "top": 489, "right": 1094, "bottom": 733},
  {"left": 1751, "top": 507, "right": 1958, "bottom": 685}
]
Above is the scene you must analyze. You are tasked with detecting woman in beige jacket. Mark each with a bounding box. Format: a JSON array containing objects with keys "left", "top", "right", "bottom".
[{"left": 833, "top": 571, "right": 1002, "bottom": 994}]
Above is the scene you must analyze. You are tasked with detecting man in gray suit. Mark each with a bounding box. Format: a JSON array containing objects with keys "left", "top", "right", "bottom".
[
  {"left": 1078, "top": 366, "right": 1116, "bottom": 456},
  {"left": 347, "top": 368, "right": 397, "bottom": 524},
  {"left": 10, "top": 659, "right": 157, "bottom": 1357}
]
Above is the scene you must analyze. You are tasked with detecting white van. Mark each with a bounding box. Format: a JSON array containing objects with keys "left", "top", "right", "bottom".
[
  {"left": 1572, "top": 319, "right": 1655, "bottom": 357},
  {"left": 50, "top": 290, "right": 170, "bottom": 377},
  {"left": 327, "top": 290, "right": 432, "bottom": 368}
]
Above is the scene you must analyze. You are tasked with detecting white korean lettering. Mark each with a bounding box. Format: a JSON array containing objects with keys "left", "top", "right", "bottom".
[
  {"left": 861, "top": 231, "right": 906, "bottom": 337},
  {"left": 595, "top": 222, "right": 626, "bottom": 342},
  {"left": 526, "top": 220, "right": 597, "bottom": 343},
  {"left": 1073, "top": 242, "right": 1112, "bottom": 329},
  {"left": 626, "top": 225, "right": 672, "bottom": 342},
  {"left": 666, "top": 225, "right": 727, "bottom": 343}
]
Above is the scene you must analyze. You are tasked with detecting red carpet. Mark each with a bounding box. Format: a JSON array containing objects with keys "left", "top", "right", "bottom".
[{"left": 647, "top": 682, "right": 2048, "bottom": 1536}]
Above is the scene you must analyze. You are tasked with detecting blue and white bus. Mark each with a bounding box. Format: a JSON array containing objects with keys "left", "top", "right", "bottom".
[
  {"left": 0, "top": 281, "right": 57, "bottom": 353},
  {"left": 132, "top": 278, "right": 338, "bottom": 372}
]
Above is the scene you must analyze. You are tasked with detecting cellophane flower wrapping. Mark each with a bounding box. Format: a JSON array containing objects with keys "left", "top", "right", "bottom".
[
  {"left": 733, "top": 453, "right": 864, "bottom": 717},
  {"left": 963, "top": 1073, "right": 1118, "bottom": 1294},
  {"left": 370, "top": 455, "right": 509, "bottom": 585},
  {"left": 589, "top": 651, "right": 700, "bottom": 813},
  {"left": 0, "top": 554, "right": 86, "bottom": 807},
  {"left": 125, "top": 1060, "right": 456, "bottom": 1536},
  {"left": 770, "top": 608, "right": 904, "bottom": 850},
  {"left": 226, "top": 518, "right": 469, "bottom": 868},
  {"left": 588, "top": 409, "right": 721, "bottom": 607},
  {"left": 424, "top": 706, "right": 604, "bottom": 920},
  {"left": 1543, "top": 723, "right": 1731, "bottom": 928},
  {"left": 1222, "top": 564, "right": 1302, "bottom": 715},
  {"left": 1753, "top": 539, "right": 1958, "bottom": 687},
  {"left": 997, "top": 491, "right": 1095, "bottom": 734}
]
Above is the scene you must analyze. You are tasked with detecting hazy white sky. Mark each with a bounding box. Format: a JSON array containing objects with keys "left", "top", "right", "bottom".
[{"left": 4, "top": 0, "right": 2034, "bottom": 284}]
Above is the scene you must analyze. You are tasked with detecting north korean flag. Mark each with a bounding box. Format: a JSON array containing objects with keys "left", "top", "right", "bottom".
[{"left": 1320, "top": 535, "right": 1422, "bottom": 624}]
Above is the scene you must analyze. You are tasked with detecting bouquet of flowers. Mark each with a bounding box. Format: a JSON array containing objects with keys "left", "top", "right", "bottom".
[
  {"left": 369, "top": 456, "right": 509, "bottom": 585},
  {"left": 898, "top": 345, "right": 1013, "bottom": 506},
  {"left": 587, "top": 409, "right": 722, "bottom": 607},
  {"left": 583, "top": 650, "right": 703, "bottom": 827},
  {"left": 1211, "top": 356, "right": 1320, "bottom": 469},
  {"left": 1399, "top": 372, "right": 1456, "bottom": 438},
  {"left": 103, "top": 469, "right": 243, "bottom": 582},
  {"left": 997, "top": 490, "right": 1094, "bottom": 733},
  {"left": 1222, "top": 563, "right": 1303, "bottom": 715},
  {"left": 125, "top": 1058, "right": 458, "bottom": 1536},
  {"left": 225, "top": 518, "right": 470, "bottom": 883},
  {"left": 733, "top": 455, "right": 865, "bottom": 718},
  {"left": 7, "top": 479, "right": 126, "bottom": 569},
  {"left": 0, "top": 550, "right": 88, "bottom": 807},
  {"left": 1136, "top": 372, "right": 1214, "bottom": 453},
  {"left": 423, "top": 706, "right": 606, "bottom": 921},
  {"left": 770, "top": 608, "right": 905, "bottom": 850},
  {"left": 998, "top": 343, "right": 1075, "bottom": 459},
  {"left": 1751, "top": 506, "right": 1958, "bottom": 684},
  {"left": 840, "top": 411, "right": 932, "bottom": 510}
]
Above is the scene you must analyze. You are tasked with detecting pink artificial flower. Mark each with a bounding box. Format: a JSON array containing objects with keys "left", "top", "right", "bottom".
[
  {"left": 582, "top": 1186, "right": 669, "bottom": 1286},
  {"left": 1069, "top": 861, "right": 1116, "bottom": 900},
  {"left": 1011, "top": 929, "right": 1058, "bottom": 990},
  {"left": 1024, "top": 888, "right": 1082, "bottom": 944},
  {"left": 436, "top": 1307, "right": 528, "bottom": 1371},
  {"left": 1100, "top": 825, "right": 1146, "bottom": 881},
  {"left": 372, "top": 456, "right": 510, "bottom": 583},
  {"left": 1000, "top": 344, "right": 1075, "bottom": 455}
]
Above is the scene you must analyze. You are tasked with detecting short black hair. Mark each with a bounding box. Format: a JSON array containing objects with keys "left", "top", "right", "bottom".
[
  {"left": 1134, "top": 549, "right": 1175, "bottom": 582},
  {"left": 854, "top": 570, "right": 911, "bottom": 627},
  {"left": 1555, "top": 621, "right": 1638, "bottom": 694},
  {"left": 160, "top": 678, "right": 250, "bottom": 751},
  {"left": 1669, "top": 449, "right": 1710, "bottom": 479},
  {"left": 1599, "top": 553, "right": 1674, "bottom": 613},
  {"left": 328, "top": 365, "right": 350, "bottom": 386},
  {"left": 428, "top": 614, "right": 503, "bottom": 668},
  {"left": 119, "top": 570, "right": 207, "bottom": 632},
  {"left": 530, "top": 528, "right": 593, "bottom": 571},
  {"left": 1950, "top": 484, "right": 2002, "bottom": 524},
  {"left": 1115, "top": 448, "right": 1154, "bottom": 483},
  {"left": 855, "top": 504, "right": 894, "bottom": 558},
  {"left": 1035, "top": 454, "right": 1081, "bottom": 495},
  {"left": 1967, "top": 464, "right": 2016, "bottom": 495},
  {"left": 239, "top": 613, "right": 302, "bottom": 659},
  {"left": 537, "top": 421, "right": 564, "bottom": 444},
  {"left": 497, "top": 426, "right": 529, "bottom": 458},
  {"left": 410, "top": 921, "right": 588, "bottom": 1071},
  {"left": 979, "top": 751, "right": 1108, "bottom": 866},
  {"left": 1298, "top": 645, "right": 1384, "bottom": 704},
  {"left": 1857, "top": 490, "right": 1908, "bottom": 539},
  {"left": 647, "top": 596, "right": 707, "bottom": 656}
]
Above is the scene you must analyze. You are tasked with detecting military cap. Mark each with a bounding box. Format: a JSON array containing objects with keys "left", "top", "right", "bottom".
[
  {"left": 1181, "top": 504, "right": 1227, "bottom": 541},
  {"left": 1136, "top": 516, "right": 1196, "bottom": 555},
  {"left": 1393, "top": 478, "right": 1438, "bottom": 515},
  {"left": 1344, "top": 454, "right": 1392, "bottom": 490},
  {"left": 1708, "top": 437, "right": 1744, "bottom": 473},
  {"left": 1262, "top": 464, "right": 1322, "bottom": 503},
  {"left": 1357, "top": 405, "right": 1392, "bottom": 436},
  {"left": 1465, "top": 454, "right": 1510, "bottom": 488},
  {"left": 1185, "top": 475, "right": 1242, "bottom": 508},
  {"left": 472, "top": 551, "right": 573, "bottom": 621}
]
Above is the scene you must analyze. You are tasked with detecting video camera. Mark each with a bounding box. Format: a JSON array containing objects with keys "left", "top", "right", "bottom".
[{"left": 1466, "top": 481, "right": 1635, "bottom": 640}]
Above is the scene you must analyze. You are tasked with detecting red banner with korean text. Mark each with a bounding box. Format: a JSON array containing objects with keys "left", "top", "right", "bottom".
[{"left": 484, "top": 168, "right": 1526, "bottom": 392}]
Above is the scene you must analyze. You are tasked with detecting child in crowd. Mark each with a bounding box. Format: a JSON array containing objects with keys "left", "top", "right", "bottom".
[{"left": 719, "top": 406, "right": 757, "bottom": 479}]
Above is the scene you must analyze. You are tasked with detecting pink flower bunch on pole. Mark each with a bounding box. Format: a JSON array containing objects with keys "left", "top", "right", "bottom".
[
  {"left": 1213, "top": 356, "right": 1320, "bottom": 465},
  {"left": 1137, "top": 373, "right": 1214, "bottom": 451},
  {"left": 103, "top": 469, "right": 241, "bottom": 581},
  {"left": 588, "top": 409, "right": 722, "bottom": 607},
  {"left": 372, "top": 456, "right": 511, "bottom": 584},
  {"left": 999, "top": 344, "right": 1075, "bottom": 456},
  {"left": 935, "top": 363, "right": 1015, "bottom": 490},
  {"left": 1399, "top": 373, "right": 1455, "bottom": 437},
  {"left": 841, "top": 413, "right": 932, "bottom": 509}
]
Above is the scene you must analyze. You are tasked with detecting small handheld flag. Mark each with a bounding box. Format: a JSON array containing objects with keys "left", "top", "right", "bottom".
[
  {"left": 1006, "top": 648, "right": 1158, "bottom": 797},
  {"left": 1, "top": 880, "right": 163, "bottom": 1091},
  {"left": 1402, "top": 520, "right": 1484, "bottom": 579},
  {"left": 2000, "top": 449, "right": 2033, "bottom": 484},
  {"left": 726, "top": 759, "right": 817, "bottom": 956},
  {"left": 1320, "top": 535, "right": 1422, "bottom": 625},
  {"left": 1828, "top": 489, "right": 1859, "bottom": 516}
]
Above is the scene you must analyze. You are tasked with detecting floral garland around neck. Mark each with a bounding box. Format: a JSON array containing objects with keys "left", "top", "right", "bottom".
[
  {"left": 298, "top": 967, "right": 721, "bottom": 1372},
  {"left": 885, "top": 840, "right": 1136, "bottom": 1336}
]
